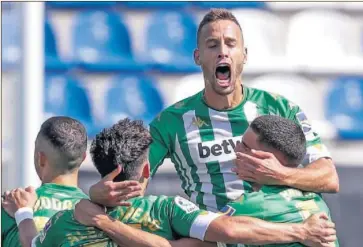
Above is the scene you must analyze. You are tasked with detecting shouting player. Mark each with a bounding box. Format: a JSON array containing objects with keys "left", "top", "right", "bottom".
[
  {"left": 31, "top": 118, "right": 336, "bottom": 247},
  {"left": 1, "top": 116, "right": 89, "bottom": 247},
  {"left": 90, "top": 8, "right": 338, "bottom": 212}
]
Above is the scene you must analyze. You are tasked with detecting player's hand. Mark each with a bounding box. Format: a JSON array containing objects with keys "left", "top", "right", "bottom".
[
  {"left": 301, "top": 213, "right": 337, "bottom": 247},
  {"left": 233, "top": 143, "right": 288, "bottom": 185},
  {"left": 89, "top": 165, "right": 142, "bottom": 207},
  {"left": 74, "top": 199, "right": 108, "bottom": 227},
  {"left": 2, "top": 186, "right": 37, "bottom": 217}
]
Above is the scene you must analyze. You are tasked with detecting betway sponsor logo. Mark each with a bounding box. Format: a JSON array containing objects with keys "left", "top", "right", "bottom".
[{"left": 196, "top": 136, "right": 242, "bottom": 163}]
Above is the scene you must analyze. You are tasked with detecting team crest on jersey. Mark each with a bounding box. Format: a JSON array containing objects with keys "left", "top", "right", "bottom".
[
  {"left": 296, "top": 111, "right": 312, "bottom": 134},
  {"left": 219, "top": 205, "right": 236, "bottom": 216},
  {"left": 191, "top": 117, "right": 208, "bottom": 128},
  {"left": 175, "top": 196, "right": 199, "bottom": 214}
]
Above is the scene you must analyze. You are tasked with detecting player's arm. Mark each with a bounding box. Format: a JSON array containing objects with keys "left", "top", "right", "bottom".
[
  {"left": 74, "top": 199, "right": 200, "bottom": 247},
  {"left": 282, "top": 106, "right": 339, "bottom": 193},
  {"left": 2, "top": 187, "right": 38, "bottom": 247},
  {"left": 170, "top": 197, "right": 335, "bottom": 246},
  {"left": 204, "top": 213, "right": 336, "bottom": 246},
  {"left": 94, "top": 214, "right": 214, "bottom": 247}
]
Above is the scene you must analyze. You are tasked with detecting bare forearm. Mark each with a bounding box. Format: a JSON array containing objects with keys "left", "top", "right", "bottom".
[
  {"left": 18, "top": 219, "right": 38, "bottom": 247},
  {"left": 284, "top": 158, "right": 339, "bottom": 193},
  {"left": 205, "top": 216, "right": 306, "bottom": 245},
  {"left": 96, "top": 215, "right": 173, "bottom": 247}
]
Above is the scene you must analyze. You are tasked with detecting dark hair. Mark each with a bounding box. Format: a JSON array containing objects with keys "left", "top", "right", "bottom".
[
  {"left": 37, "top": 116, "right": 87, "bottom": 172},
  {"left": 90, "top": 118, "right": 152, "bottom": 182},
  {"left": 197, "top": 8, "right": 243, "bottom": 46},
  {"left": 250, "top": 115, "right": 306, "bottom": 165}
]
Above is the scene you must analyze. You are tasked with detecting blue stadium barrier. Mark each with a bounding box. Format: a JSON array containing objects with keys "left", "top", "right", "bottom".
[
  {"left": 44, "top": 74, "right": 97, "bottom": 136},
  {"left": 122, "top": 1, "right": 189, "bottom": 10},
  {"left": 46, "top": 1, "right": 117, "bottom": 9},
  {"left": 72, "top": 11, "right": 145, "bottom": 72},
  {"left": 192, "top": 1, "right": 266, "bottom": 9},
  {"left": 326, "top": 77, "right": 363, "bottom": 140},
  {"left": 145, "top": 11, "right": 201, "bottom": 73},
  {"left": 2, "top": 11, "right": 21, "bottom": 71},
  {"left": 45, "top": 20, "right": 71, "bottom": 72},
  {"left": 104, "top": 74, "right": 164, "bottom": 127}
]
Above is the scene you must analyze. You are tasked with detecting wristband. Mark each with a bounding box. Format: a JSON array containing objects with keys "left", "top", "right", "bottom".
[{"left": 15, "top": 207, "right": 34, "bottom": 226}]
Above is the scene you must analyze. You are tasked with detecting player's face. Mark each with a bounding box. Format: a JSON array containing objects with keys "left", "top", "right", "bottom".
[{"left": 195, "top": 20, "right": 247, "bottom": 96}]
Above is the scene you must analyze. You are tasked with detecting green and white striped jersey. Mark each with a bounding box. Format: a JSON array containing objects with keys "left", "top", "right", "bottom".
[{"left": 149, "top": 86, "right": 331, "bottom": 212}]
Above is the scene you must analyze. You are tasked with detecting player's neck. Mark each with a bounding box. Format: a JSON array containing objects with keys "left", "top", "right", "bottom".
[
  {"left": 42, "top": 171, "right": 79, "bottom": 188},
  {"left": 204, "top": 82, "right": 243, "bottom": 110}
]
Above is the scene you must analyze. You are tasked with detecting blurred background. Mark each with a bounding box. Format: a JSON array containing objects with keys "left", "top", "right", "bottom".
[{"left": 1, "top": 1, "right": 363, "bottom": 246}]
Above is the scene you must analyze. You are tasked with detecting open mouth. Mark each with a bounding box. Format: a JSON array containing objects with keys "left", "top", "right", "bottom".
[{"left": 215, "top": 64, "right": 231, "bottom": 86}]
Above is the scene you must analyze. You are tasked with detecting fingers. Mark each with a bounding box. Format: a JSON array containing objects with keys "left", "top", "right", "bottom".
[
  {"left": 318, "top": 212, "right": 329, "bottom": 221},
  {"left": 118, "top": 190, "right": 142, "bottom": 201},
  {"left": 25, "top": 186, "right": 36, "bottom": 193},
  {"left": 112, "top": 180, "right": 141, "bottom": 190},
  {"left": 103, "top": 165, "right": 122, "bottom": 181},
  {"left": 236, "top": 152, "right": 262, "bottom": 166},
  {"left": 250, "top": 149, "right": 272, "bottom": 159},
  {"left": 323, "top": 221, "right": 335, "bottom": 229}
]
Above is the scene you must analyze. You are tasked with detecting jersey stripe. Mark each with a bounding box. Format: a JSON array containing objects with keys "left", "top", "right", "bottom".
[
  {"left": 174, "top": 135, "right": 194, "bottom": 193},
  {"left": 208, "top": 109, "right": 245, "bottom": 206},
  {"left": 181, "top": 110, "right": 207, "bottom": 209}
]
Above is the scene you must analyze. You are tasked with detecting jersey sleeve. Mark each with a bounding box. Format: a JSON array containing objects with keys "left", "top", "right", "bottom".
[
  {"left": 1, "top": 207, "right": 16, "bottom": 240},
  {"left": 149, "top": 114, "right": 171, "bottom": 176},
  {"left": 169, "top": 196, "right": 221, "bottom": 241},
  {"left": 288, "top": 104, "right": 332, "bottom": 166}
]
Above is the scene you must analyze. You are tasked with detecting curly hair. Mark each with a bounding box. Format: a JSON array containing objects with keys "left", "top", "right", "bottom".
[
  {"left": 250, "top": 115, "right": 307, "bottom": 165},
  {"left": 37, "top": 116, "right": 87, "bottom": 172},
  {"left": 90, "top": 118, "right": 152, "bottom": 182}
]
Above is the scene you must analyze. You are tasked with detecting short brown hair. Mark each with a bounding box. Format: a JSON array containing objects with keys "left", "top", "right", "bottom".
[{"left": 197, "top": 8, "right": 243, "bottom": 46}]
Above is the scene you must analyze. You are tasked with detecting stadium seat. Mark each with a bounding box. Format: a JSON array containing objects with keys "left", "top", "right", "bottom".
[
  {"left": 44, "top": 74, "right": 97, "bottom": 136},
  {"left": 2, "top": 11, "right": 21, "bottom": 71},
  {"left": 105, "top": 75, "right": 164, "bottom": 126},
  {"left": 193, "top": 1, "right": 266, "bottom": 9},
  {"left": 286, "top": 10, "right": 362, "bottom": 70},
  {"left": 122, "top": 1, "right": 189, "bottom": 9},
  {"left": 248, "top": 74, "right": 337, "bottom": 140},
  {"left": 232, "top": 9, "right": 286, "bottom": 71},
  {"left": 45, "top": 20, "right": 71, "bottom": 71},
  {"left": 47, "top": 1, "right": 117, "bottom": 9},
  {"left": 72, "top": 11, "right": 144, "bottom": 72},
  {"left": 145, "top": 11, "right": 201, "bottom": 73},
  {"left": 325, "top": 77, "right": 363, "bottom": 140}
]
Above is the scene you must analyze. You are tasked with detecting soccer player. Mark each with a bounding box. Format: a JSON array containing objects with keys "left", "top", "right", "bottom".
[
  {"left": 218, "top": 115, "right": 340, "bottom": 247},
  {"left": 31, "top": 119, "right": 336, "bottom": 247},
  {"left": 90, "top": 8, "right": 339, "bottom": 212},
  {"left": 1, "top": 116, "right": 89, "bottom": 247}
]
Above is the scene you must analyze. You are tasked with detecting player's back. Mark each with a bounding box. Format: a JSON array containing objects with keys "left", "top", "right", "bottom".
[
  {"left": 33, "top": 195, "right": 210, "bottom": 247},
  {"left": 220, "top": 186, "right": 339, "bottom": 247},
  {"left": 2, "top": 183, "right": 88, "bottom": 247}
]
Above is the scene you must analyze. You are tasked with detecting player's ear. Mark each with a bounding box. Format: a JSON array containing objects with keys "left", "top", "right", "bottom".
[
  {"left": 142, "top": 163, "right": 150, "bottom": 179},
  {"left": 194, "top": 49, "right": 201, "bottom": 66},
  {"left": 38, "top": 152, "right": 47, "bottom": 168},
  {"left": 243, "top": 47, "right": 248, "bottom": 64}
]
